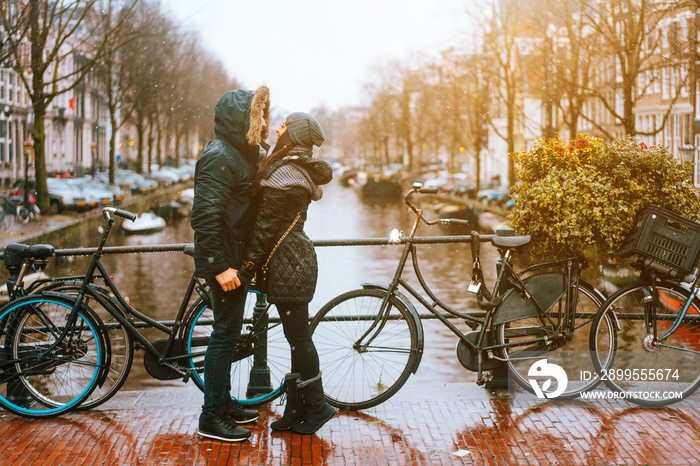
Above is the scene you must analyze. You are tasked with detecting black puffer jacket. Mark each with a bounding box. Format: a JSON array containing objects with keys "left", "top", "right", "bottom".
[
  {"left": 191, "top": 86, "right": 270, "bottom": 280},
  {"left": 238, "top": 148, "right": 333, "bottom": 304}
]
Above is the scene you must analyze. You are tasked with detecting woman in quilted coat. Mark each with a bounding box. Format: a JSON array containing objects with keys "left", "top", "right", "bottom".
[{"left": 235, "top": 112, "right": 335, "bottom": 434}]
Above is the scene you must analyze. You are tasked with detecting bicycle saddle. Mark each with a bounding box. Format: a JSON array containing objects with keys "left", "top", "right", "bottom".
[
  {"left": 5, "top": 243, "right": 55, "bottom": 260},
  {"left": 491, "top": 235, "right": 531, "bottom": 249}
]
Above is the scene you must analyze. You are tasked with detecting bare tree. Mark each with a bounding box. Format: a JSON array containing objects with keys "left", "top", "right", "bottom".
[
  {"left": 480, "top": 0, "right": 525, "bottom": 186},
  {"left": 93, "top": 0, "right": 136, "bottom": 184},
  {"left": 0, "top": 0, "right": 135, "bottom": 211},
  {"left": 579, "top": 0, "right": 687, "bottom": 137}
]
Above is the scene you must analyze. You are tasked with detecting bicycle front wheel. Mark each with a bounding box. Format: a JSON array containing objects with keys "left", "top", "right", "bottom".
[
  {"left": 183, "top": 290, "right": 289, "bottom": 407},
  {"left": 494, "top": 275, "right": 608, "bottom": 399},
  {"left": 36, "top": 283, "right": 134, "bottom": 410},
  {"left": 0, "top": 294, "right": 105, "bottom": 418},
  {"left": 590, "top": 281, "right": 700, "bottom": 407},
  {"left": 310, "top": 288, "right": 422, "bottom": 411}
]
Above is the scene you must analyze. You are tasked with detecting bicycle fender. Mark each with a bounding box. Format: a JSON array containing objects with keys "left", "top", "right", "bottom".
[{"left": 360, "top": 283, "right": 425, "bottom": 374}]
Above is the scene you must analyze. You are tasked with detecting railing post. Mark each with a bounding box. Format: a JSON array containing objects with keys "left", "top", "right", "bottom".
[
  {"left": 246, "top": 291, "right": 273, "bottom": 397},
  {"left": 2, "top": 248, "right": 31, "bottom": 403}
]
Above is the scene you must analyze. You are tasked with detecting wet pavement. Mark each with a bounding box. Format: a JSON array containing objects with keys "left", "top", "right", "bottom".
[
  {"left": 1, "top": 192, "right": 700, "bottom": 465},
  {"left": 0, "top": 384, "right": 698, "bottom": 465}
]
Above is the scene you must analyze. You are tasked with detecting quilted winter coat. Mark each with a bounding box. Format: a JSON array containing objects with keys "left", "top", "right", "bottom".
[{"left": 238, "top": 148, "right": 333, "bottom": 304}]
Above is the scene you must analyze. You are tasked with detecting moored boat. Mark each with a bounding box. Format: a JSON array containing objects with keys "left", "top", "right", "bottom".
[{"left": 121, "top": 212, "right": 166, "bottom": 234}]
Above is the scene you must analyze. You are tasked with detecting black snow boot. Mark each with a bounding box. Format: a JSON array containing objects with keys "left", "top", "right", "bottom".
[
  {"left": 271, "top": 373, "right": 304, "bottom": 431},
  {"left": 291, "top": 372, "right": 336, "bottom": 434}
]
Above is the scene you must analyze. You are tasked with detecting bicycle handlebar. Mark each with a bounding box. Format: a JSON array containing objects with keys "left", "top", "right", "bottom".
[
  {"left": 102, "top": 207, "right": 137, "bottom": 222},
  {"left": 404, "top": 183, "right": 469, "bottom": 229}
]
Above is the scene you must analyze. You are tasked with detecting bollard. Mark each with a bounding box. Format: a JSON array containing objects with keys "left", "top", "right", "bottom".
[{"left": 246, "top": 291, "right": 274, "bottom": 397}]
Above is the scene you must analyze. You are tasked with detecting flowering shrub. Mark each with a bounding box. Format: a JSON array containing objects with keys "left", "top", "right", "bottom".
[{"left": 508, "top": 134, "right": 700, "bottom": 259}]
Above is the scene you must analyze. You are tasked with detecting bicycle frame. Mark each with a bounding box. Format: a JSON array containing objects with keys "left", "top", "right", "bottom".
[{"left": 356, "top": 185, "right": 591, "bottom": 381}]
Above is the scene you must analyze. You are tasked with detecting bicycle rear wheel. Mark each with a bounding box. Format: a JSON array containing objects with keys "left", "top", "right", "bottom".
[
  {"left": 494, "top": 275, "right": 608, "bottom": 399},
  {"left": 0, "top": 294, "right": 105, "bottom": 418},
  {"left": 15, "top": 204, "right": 30, "bottom": 224},
  {"left": 36, "top": 283, "right": 134, "bottom": 410},
  {"left": 590, "top": 281, "right": 700, "bottom": 407},
  {"left": 182, "top": 290, "right": 288, "bottom": 407},
  {"left": 309, "top": 288, "right": 422, "bottom": 411}
]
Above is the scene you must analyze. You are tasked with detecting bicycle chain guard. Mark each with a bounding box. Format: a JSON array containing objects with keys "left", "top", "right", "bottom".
[
  {"left": 456, "top": 330, "right": 506, "bottom": 372},
  {"left": 143, "top": 339, "right": 185, "bottom": 380}
]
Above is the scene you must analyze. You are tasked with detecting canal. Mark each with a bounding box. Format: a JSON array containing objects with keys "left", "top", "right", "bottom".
[{"left": 40, "top": 176, "right": 502, "bottom": 392}]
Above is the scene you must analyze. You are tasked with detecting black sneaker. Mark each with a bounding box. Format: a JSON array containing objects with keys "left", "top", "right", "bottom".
[
  {"left": 224, "top": 398, "right": 259, "bottom": 424},
  {"left": 197, "top": 410, "right": 251, "bottom": 442}
]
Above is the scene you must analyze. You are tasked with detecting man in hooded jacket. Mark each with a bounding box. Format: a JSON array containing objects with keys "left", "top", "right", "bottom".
[{"left": 191, "top": 85, "right": 270, "bottom": 442}]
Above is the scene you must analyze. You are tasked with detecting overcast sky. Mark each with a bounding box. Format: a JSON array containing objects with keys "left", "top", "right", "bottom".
[{"left": 165, "top": 0, "right": 477, "bottom": 116}]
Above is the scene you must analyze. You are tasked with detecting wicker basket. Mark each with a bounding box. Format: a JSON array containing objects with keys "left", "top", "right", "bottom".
[{"left": 619, "top": 205, "right": 700, "bottom": 279}]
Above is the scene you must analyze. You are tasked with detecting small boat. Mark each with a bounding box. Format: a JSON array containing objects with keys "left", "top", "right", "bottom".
[
  {"left": 152, "top": 200, "right": 189, "bottom": 219},
  {"left": 121, "top": 212, "right": 166, "bottom": 234},
  {"left": 438, "top": 204, "right": 482, "bottom": 230},
  {"left": 357, "top": 173, "right": 403, "bottom": 200}
]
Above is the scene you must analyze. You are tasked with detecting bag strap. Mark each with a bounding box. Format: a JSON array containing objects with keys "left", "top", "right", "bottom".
[{"left": 263, "top": 211, "right": 302, "bottom": 268}]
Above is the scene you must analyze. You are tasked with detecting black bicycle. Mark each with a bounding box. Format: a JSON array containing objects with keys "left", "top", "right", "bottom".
[
  {"left": 589, "top": 205, "right": 700, "bottom": 406},
  {"left": 309, "top": 183, "right": 612, "bottom": 410},
  {"left": 0, "top": 207, "right": 289, "bottom": 418}
]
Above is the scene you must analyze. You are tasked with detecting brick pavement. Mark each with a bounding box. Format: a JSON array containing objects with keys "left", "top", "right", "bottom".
[{"left": 0, "top": 384, "right": 698, "bottom": 465}]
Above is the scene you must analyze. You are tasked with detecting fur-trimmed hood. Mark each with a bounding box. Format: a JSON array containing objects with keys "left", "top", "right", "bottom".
[{"left": 213, "top": 85, "right": 270, "bottom": 153}]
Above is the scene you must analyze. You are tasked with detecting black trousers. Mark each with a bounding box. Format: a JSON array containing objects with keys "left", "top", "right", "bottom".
[{"left": 277, "top": 302, "right": 319, "bottom": 380}]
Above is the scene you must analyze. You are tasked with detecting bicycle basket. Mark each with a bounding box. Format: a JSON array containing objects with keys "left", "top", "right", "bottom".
[{"left": 619, "top": 205, "right": 700, "bottom": 279}]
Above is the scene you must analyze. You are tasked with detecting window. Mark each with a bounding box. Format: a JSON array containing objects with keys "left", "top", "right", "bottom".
[{"left": 669, "top": 21, "right": 679, "bottom": 55}]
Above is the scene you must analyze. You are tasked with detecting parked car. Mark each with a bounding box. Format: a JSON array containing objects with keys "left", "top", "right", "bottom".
[
  {"left": 81, "top": 178, "right": 126, "bottom": 204},
  {"left": 168, "top": 164, "right": 195, "bottom": 182},
  {"left": 145, "top": 166, "right": 179, "bottom": 186},
  {"left": 62, "top": 178, "right": 113, "bottom": 207},
  {"left": 98, "top": 170, "right": 158, "bottom": 194},
  {"left": 45, "top": 178, "right": 98, "bottom": 212},
  {"left": 443, "top": 180, "right": 477, "bottom": 198},
  {"left": 477, "top": 186, "right": 512, "bottom": 207},
  {"left": 11, "top": 178, "right": 88, "bottom": 214}
]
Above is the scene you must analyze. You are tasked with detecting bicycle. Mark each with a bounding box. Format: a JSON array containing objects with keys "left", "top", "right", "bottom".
[
  {"left": 15, "top": 194, "right": 41, "bottom": 224},
  {"left": 0, "top": 196, "right": 15, "bottom": 233},
  {"left": 589, "top": 205, "right": 700, "bottom": 407},
  {"left": 309, "top": 183, "right": 612, "bottom": 410},
  {"left": 0, "top": 207, "right": 290, "bottom": 418}
]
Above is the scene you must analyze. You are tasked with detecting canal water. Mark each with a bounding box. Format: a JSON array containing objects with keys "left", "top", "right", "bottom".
[{"left": 43, "top": 176, "right": 502, "bottom": 392}]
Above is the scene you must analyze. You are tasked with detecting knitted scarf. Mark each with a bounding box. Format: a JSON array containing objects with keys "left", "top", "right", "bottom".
[{"left": 260, "top": 163, "right": 323, "bottom": 201}]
